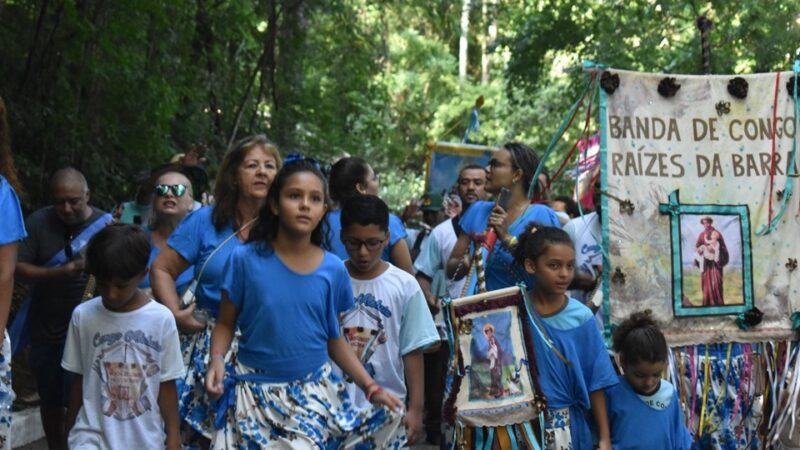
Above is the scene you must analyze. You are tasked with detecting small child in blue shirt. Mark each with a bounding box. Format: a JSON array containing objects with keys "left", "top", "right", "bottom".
[
  {"left": 338, "top": 195, "right": 439, "bottom": 445},
  {"left": 606, "top": 310, "right": 693, "bottom": 450},
  {"left": 206, "top": 159, "right": 404, "bottom": 448}
]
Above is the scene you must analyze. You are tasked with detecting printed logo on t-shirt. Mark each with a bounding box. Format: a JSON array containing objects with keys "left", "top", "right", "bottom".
[
  {"left": 342, "top": 293, "right": 390, "bottom": 377},
  {"left": 93, "top": 330, "right": 162, "bottom": 420}
]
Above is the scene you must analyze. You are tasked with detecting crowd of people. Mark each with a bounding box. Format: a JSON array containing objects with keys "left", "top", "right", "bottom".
[{"left": 0, "top": 94, "right": 693, "bottom": 450}]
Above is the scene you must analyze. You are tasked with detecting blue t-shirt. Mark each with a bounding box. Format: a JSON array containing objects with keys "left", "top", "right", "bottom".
[
  {"left": 325, "top": 209, "right": 408, "bottom": 262},
  {"left": 167, "top": 206, "right": 244, "bottom": 316},
  {"left": 607, "top": 376, "right": 693, "bottom": 450},
  {"left": 222, "top": 244, "right": 354, "bottom": 382},
  {"left": 532, "top": 297, "right": 618, "bottom": 448},
  {"left": 0, "top": 176, "right": 27, "bottom": 245},
  {"left": 460, "top": 201, "right": 560, "bottom": 291},
  {"left": 139, "top": 229, "right": 194, "bottom": 293}
]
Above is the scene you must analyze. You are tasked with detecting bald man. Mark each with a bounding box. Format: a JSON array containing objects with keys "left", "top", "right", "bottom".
[{"left": 15, "top": 167, "right": 111, "bottom": 450}]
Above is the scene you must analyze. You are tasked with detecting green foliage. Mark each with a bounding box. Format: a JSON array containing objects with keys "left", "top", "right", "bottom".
[{"left": 2, "top": 0, "right": 797, "bottom": 213}]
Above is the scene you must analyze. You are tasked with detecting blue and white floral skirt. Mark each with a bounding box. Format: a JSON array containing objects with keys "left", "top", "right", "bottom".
[
  {"left": 210, "top": 362, "right": 404, "bottom": 449},
  {"left": 0, "top": 331, "right": 14, "bottom": 450},
  {"left": 543, "top": 407, "right": 572, "bottom": 450},
  {"left": 178, "top": 315, "right": 240, "bottom": 440}
]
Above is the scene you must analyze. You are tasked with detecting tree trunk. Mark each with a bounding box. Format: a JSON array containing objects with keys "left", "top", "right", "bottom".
[
  {"left": 481, "top": 0, "right": 497, "bottom": 85},
  {"left": 458, "top": 0, "right": 470, "bottom": 82}
]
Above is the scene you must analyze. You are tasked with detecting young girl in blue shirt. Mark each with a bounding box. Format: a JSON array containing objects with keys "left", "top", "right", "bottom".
[
  {"left": 513, "top": 225, "right": 618, "bottom": 450},
  {"left": 606, "top": 311, "right": 693, "bottom": 450},
  {"left": 206, "top": 159, "right": 404, "bottom": 449}
]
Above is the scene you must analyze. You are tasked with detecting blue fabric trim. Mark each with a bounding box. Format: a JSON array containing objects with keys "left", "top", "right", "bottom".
[
  {"left": 442, "top": 296, "right": 460, "bottom": 376},
  {"left": 521, "top": 287, "right": 560, "bottom": 354},
  {"left": 463, "top": 108, "right": 480, "bottom": 143},
  {"left": 475, "top": 427, "right": 484, "bottom": 450},
  {"left": 524, "top": 420, "right": 542, "bottom": 450},
  {"left": 599, "top": 78, "right": 611, "bottom": 344},
  {"left": 507, "top": 426, "right": 519, "bottom": 450},
  {"left": 10, "top": 212, "right": 112, "bottom": 355},
  {"left": 484, "top": 428, "right": 494, "bottom": 450},
  {"left": 658, "top": 190, "right": 754, "bottom": 317}
]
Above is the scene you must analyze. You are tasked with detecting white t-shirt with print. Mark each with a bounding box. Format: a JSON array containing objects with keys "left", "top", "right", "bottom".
[
  {"left": 62, "top": 298, "right": 185, "bottom": 450},
  {"left": 414, "top": 217, "right": 464, "bottom": 301},
  {"left": 563, "top": 212, "right": 606, "bottom": 331},
  {"left": 563, "top": 212, "right": 602, "bottom": 302},
  {"left": 340, "top": 264, "right": 439, "bottom": 410}
]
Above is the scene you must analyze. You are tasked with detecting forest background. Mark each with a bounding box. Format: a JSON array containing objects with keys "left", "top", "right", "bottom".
[{"left": 1, "top": 0, "right": 798, "bottom": 212}]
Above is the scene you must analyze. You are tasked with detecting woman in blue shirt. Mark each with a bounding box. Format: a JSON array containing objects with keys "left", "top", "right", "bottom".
[
  {"left": 0, "top": 96, "right": 27, "bottom": 450},
  {"left": 151, "top": 135, "right": 281, "bottom": 443},
  {"left": 446, "top": 142, "right": 560, "bottom": 293},
  {"left": 326, "top": 156, "right": 415, "bottom": 274}
]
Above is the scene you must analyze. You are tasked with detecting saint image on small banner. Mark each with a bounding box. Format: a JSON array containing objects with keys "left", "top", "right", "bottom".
[
  {"left": 680, "top": 214, "right": 743, "bottom": 309},
  {"left": 468, "top": 311, "right": 522, "bottom": 401}
]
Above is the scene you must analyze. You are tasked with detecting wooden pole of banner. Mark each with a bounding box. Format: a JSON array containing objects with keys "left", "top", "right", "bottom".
[{"left": 697, "top": 16, "right": 713, "bottom": 75}]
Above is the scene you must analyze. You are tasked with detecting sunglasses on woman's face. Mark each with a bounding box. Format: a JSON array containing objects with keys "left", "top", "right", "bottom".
[{"left": 154, "top": 184, "right": 187, "bottom": 197}]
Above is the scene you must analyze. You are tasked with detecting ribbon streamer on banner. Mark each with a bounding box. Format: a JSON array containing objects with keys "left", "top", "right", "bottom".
[{"left": 757, "top": 60, "right": 800, "bottom": 235}]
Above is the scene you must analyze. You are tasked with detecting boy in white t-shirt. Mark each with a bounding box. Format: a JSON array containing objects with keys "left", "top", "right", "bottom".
[
  {"left": 62, "top": 224, "right": 184, "bottom": 450},
  {"left": 338, "top": 195, "right": 439, "bottom": 446}
]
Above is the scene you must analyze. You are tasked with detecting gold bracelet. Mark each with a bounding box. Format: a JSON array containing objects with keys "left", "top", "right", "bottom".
[{"left": 504, "top": 236, "right": 519, "bottom": 249}]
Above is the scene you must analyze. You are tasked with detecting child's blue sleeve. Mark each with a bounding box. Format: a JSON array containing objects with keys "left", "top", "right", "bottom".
[
  {"left": 399, "top": 289, "right": 439, "bottom": 355},
  {"left": 220, "top": 249, "right": 244, "bottom": 310}
]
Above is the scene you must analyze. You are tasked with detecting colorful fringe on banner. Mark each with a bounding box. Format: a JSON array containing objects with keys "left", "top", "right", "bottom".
[{"left": 670, "top": 341, "right": 800, "bottom": 449}]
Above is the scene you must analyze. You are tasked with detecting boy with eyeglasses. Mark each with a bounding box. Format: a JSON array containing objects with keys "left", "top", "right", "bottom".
[{"left": 337, "top": 195, "right": 438, "bottom": 446}]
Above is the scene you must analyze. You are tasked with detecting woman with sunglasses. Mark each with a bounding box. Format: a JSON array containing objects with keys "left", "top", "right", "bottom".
[
  {"left": 445, "top": 142, "right": 561, "bottom": 293},
  {"left": 326, "top": 156, "right": 415, "bottom": 274},
  {"left": 151, "top": 135, "right": 281, "bottom": 446},
  {"left": 138, "top": 171, "right": 195, "bottom": 296}
]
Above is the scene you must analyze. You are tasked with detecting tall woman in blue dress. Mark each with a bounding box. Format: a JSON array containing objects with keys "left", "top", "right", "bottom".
[
  {"left": 151, "top": 135, "right": 281, "bottom": 444},
  {"left": 326, "top": 157, "right": 415, "bottom": 273},
  {"left": 446, "top": 142, "right": 561, "bottom": 293},
  {"left": 0, "top": 96, "right": 27, "bottom": 450}
]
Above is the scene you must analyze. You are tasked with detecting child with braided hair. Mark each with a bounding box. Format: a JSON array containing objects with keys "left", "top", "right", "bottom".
[{"left": 606, "top": 310, "right": 693, "bottom": 450}]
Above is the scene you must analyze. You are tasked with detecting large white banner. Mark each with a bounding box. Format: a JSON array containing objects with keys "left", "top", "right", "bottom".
[{"left": 601, "top": 68, "right": 799, "bottom": 345}]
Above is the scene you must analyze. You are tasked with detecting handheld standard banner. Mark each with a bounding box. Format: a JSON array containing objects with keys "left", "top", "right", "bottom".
[
  {"left": 443, "top": 285, "right": 545, "bottom": 449},
  {"left": 425, "top": 141, "right": 495, "bottom": 196}
]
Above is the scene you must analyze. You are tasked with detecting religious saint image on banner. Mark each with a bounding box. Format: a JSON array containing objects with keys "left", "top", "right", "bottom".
[
  {"left": 468, "top": 311, "right": 522, "bottom": 401},
  {"left": 680, "top": 214, "right": 743, "bottom": 309}
]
